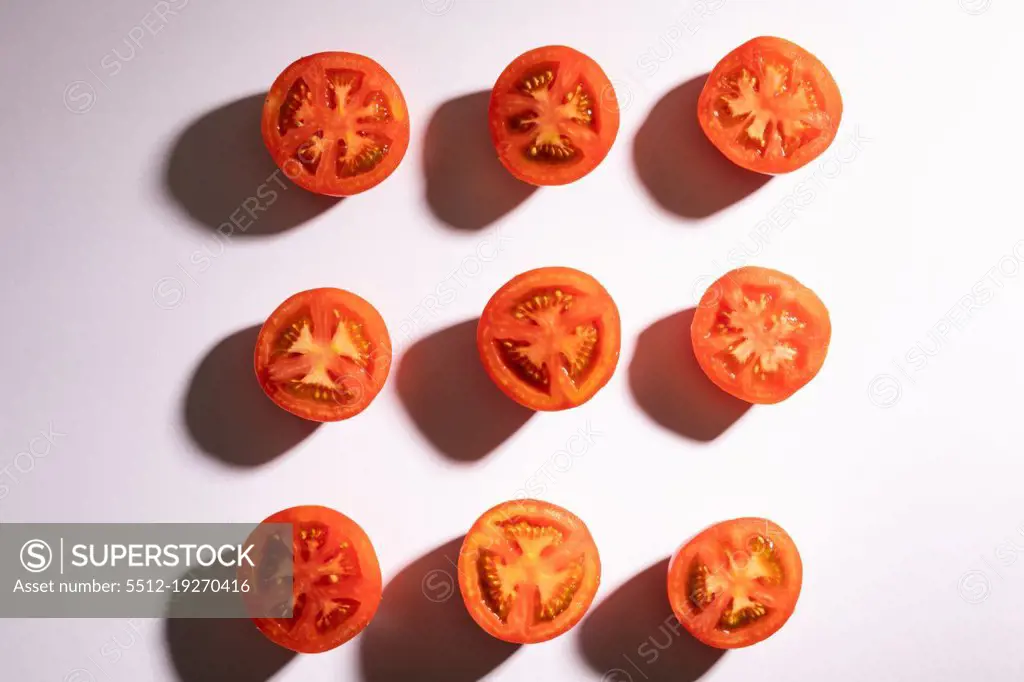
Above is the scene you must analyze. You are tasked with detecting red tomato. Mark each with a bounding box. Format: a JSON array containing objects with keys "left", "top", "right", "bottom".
[
  {"left": 668, "top": 518, "right": 802, "bottom": 649},
  {"left": 458, "top": 499, "right": 601, "bottom": 643},
  {"left": 261, "top": 52, "right": 410, "bottom": 196},
  {"left": 691, "top": 267, "right": 830, "bottom": 404},
  {"left": 489, "top": 46, "right": 620, "bottom": 186},
  {"left": 243, "top": 505, "right": 382, "bottom": 654},
  {"left": 698, "top": 37, "right": 842, "bottom": 174},
  {"left": 254, "top": 288, "right": 391, "bottom": 422},
  {"left": 478, "top": 267, "right": 621, "bottom": 411}
]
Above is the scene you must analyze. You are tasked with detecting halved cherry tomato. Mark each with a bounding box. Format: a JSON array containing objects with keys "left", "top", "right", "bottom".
[
  {"left": 242, "top": 505, "right": 382, "bottom": 654},
  {"left": 458, "top": 499, "right": 600, "bottom": 644},
  {"left": 668, "top": 517, "right": 802, "bottom": 649},
  {"left": 254, "top": 288, "right": 391, "bottom": 422},
  {"left": 478, "top": 267, "right": 620, "bottom": 411},
  {"left": 691, "top": 267, "right": 830, "bottom": 404},
  {"left": 261, "top": 52, "right": 410, "bottom": 196},
  {"left": 698, "top": 37, "right": 842, "bottom": 174},
  {"left": 489, "top": 46, "right": 619, "bottom": 186}
]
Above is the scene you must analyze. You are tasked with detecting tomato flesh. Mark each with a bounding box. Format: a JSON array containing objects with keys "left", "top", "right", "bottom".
[
  {"left": 698, "top": 37, "right": 842, "bottom": 174},
  {"left": 255, "top": 288, "right": 391, "bottom": 422},
  {"left": 243, "top": 505, "right": 382, "bottom": 654},
  {"left": 691, "top": 267, "right": 830, "bottom": 404},
  {"left": 262, "top": 52, "right": 410, "bottom": 196},
  {"left": 458, "top": 499, "right": 600, "bottom": 643},
  {"left": 478, "top": 267, "right": 620, "bottom": 411},
  {"left": 490, "top": 46, "right": 619, "bottom": 186},
  {"left": 668, "top": 518, "right": 802, "bottom": 649}
]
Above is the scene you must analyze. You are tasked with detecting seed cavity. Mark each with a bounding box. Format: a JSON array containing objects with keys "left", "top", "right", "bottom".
[
  {"left": 295, "top": 130, "right": 326, "bottom": 174},
  {"left": 315, "top": 598, "right": 359, "bottom": 633},
  {"left": 358, "top": 90, "right": 392, "bottom": 122},
  {"left": 497, "top": 340, "right": 550, "bottom": 392},
  {"left": 687, "top": 561, "right": 722, "bottom": 611},
  {"left": 718, "top": 598, "right": 768, "bottom": 629},
  {"left": 536, "top": 554, "right": 584, "bottom": 622},
  {"left": 508, "top": 110, "right": 539, "bottom": 133},
  {"left": 562, "top": 324, "right": 598, "bottom": 385},
  {"left": 274, "top": 591, "right": 307, "bottom": 631},
  {"left": 278, "top": 77, "right": 313, "bottom": 135},
  {"left": 561, "top": 83, "right": 594, "bottom": 125},
  {"left": 338, "top": 132, "right": 391, "bottom": 178},
  {"left": 326, "top": 69, "right": 365, "bottom": 111},
  {"left": 517, "top": 63, "right": 558, "bottom": 95},
  {"left": 526, "top": 134, "right": 577, "bottom": 163},
  {"left": 479, "top": 549, "right": 516, "bottom": 622},
  {"left": 314, "top": 540, "right": 361, "bottom": 586}
]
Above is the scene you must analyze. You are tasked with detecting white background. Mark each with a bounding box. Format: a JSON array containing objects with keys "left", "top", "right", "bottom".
[{"left": 2, "top": 0, "right": 1023, "bottom": 680}]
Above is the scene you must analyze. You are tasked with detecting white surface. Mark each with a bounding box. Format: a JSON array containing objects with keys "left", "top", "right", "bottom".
[{"left": 2, "top": 0, "right": 1023, "bottom": 680}]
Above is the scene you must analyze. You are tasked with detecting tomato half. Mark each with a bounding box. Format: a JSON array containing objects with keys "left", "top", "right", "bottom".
[
  {"left": 698, "top": 37, "right": 842, "bottom": 174},
  {"left": 243, "top": 505, "right": 383, "bottom": 654},
  {"left": 478, "top": 267, "right": 620, "bottom": 411},
  {"left": 458, "top": 499, "right": 600, "bottom": 644},
  {"left": 261, "top": 52, "right": 410, "bottom": 196},
  {"left": 489, "top": 46, "right": 620, "bottom": 186},
  {"left": 254, "top": 288, "right": 392, "bottom": 422},
  {"left": 691, "top": 267, "right": 830, "bottom": 404},
  {"left": 668, "top": 518, "right": 802, "bottom": 649}
]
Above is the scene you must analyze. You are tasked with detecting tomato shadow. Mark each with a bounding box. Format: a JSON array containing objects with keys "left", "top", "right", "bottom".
[
  {"left": 397, "top": 319, "right": 533, "bottom": 462},
  {"left": 164, "top": 564, "right": 296, "bottom": 682},
  {"left": 579, "top": 559, "right": 725, "bottom": 682},
  {"left": 183, "top": 324, "right": 319, "bottom": 467},
  {"left": 359, "top": 537, "right": 520, "bottom": 682},
  {"left": 629, "top": 309, "right": 750, "bottom": 441},
  {"left": 634, "top": 74, "right": 770, "bottom": 219},
  {"left": 424, "top": 91, "right": 536, "bottom": 231},
  {"left": 164, "top": 93, "right": 339, "bottom": 236}
]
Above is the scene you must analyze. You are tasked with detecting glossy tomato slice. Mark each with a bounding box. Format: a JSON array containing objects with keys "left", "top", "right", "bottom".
[
  {"left": 489, "top": 46, "right": 619, "bottom": 186},
  {"left": 668, "top": 518, "right": 802, "bottom": 649},
  {"left": 478, "top": 267, "right": 620, "bottom": 411},
  {"left": 691, "top": 267, "right": 830, "bottom": 404},
  {"left": 698, "top": 37, "right": 842, "bottom": 174},
  {"left": 254, "top": 288, "right": 391, "bottom": 422},
  {"left": 261, "top": 52, "right": 410, "bottom": 196},
  {"left": 458, "top": 499, "right": 600, "bottom": 644},
  {"left": 243, "top": 505, "right": 382, "bottom": 654}
]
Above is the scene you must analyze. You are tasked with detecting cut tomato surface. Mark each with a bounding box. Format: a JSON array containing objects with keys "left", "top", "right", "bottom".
[
  {"left": 261, "top": 52, "right": 410, "bottom": 196},
  {"left": 698, "top": 37, "right": 842, "bottom": 174},
  {"left": 478, "top": 267, "right": 620, "bottom": 411},
  {"left": 254, "top": 288, "right": 391, "bottom": 422},
  {"left": 489, "top": 46, "right": 619, "bottom": 186},
  {"left": 668, "top": 518, "right": 802, "bottom": 649},
  {"left": 458, "top": 499, "right": 600, "bottom": 644},
  {"left": 243, "top": 505, "right": 382, "bottom": 654},
  {"left": 691, "top": 267, "right": 830, "bottom": 404}
]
